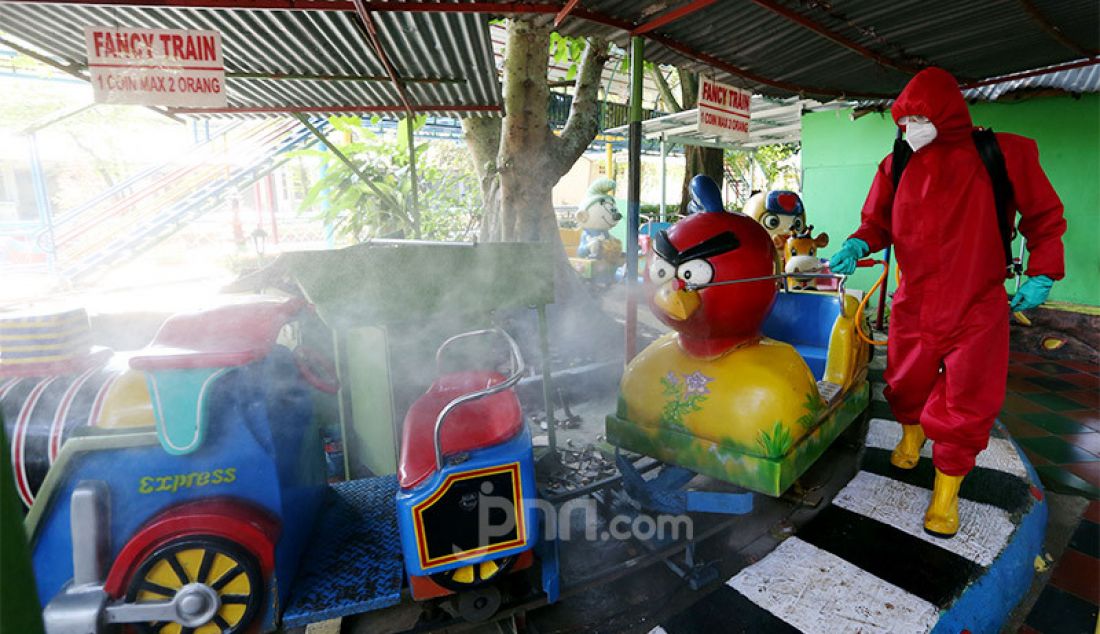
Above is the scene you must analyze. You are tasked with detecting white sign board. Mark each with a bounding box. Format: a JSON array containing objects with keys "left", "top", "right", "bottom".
[
  {"left": 697, "top": 76, "right": 751, "bottom": 143},
  {"left": 84, "top": 26, "right": 227, "bottom": 108}
]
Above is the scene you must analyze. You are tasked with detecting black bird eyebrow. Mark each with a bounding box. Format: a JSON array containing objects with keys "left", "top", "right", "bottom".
[{"left": 653, "top": 230, "right": 740, "bottom": 267}]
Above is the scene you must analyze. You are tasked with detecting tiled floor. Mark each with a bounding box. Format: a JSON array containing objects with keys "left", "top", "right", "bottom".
[{"left": 1002, "top": 351, "right": 1100, "bottom": 633}]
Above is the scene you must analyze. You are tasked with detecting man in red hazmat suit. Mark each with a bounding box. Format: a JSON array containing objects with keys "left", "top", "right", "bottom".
[{"left": 829, "top": 67, "right": 1066, "bottom": 538}]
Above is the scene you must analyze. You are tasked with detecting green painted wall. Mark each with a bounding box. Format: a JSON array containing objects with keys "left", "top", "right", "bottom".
[{"left": 802, "top": 94, "right": 1100, "bottom": 306}]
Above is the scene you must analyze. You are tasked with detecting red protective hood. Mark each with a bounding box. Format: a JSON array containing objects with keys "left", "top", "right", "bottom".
[{"left": 891, "top": 67, "right": 972, "bottom": 142}]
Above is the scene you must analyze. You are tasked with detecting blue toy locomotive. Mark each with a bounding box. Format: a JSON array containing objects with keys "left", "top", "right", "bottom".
[{"left": 6, "top": 296, "right": 554, "bottom": 633}]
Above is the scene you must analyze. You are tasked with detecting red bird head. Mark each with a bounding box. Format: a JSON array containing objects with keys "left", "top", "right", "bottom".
[{"left": 647, "top": 211, "right": 779, "bottom": 358}]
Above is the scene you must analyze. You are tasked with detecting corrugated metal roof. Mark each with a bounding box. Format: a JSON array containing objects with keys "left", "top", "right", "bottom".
[
  {"left": 557, "top": 0, "right": 1100, "bottom": 99},
  {"left": 964, "top": 61, "right": 1100, "bottom": 100},
  {"left": 0, "top": 3, "right": 502, "bottom": 118},
  {"left": 846, "top": 60, "right": 1100, "bottom": 110},
  {"left": 1, "top": 0, "right": 1096, "bottom": 117}
]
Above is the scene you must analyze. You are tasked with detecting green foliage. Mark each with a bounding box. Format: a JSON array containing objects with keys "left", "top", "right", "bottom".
[
  {"left": 724, "top": 142, "right": 802, "bottom": 204},
  {"left": 549, "top": 32, "right": 587, "bottom": 81},
  {"left": 755, "top": 142, "right": 801, "bottom": 186},
  {"left": 757, "top": 421, "right": 794, "bottom": 458},
  {"left": 294, "top": 115, "right": 481, "bottom": 242}
]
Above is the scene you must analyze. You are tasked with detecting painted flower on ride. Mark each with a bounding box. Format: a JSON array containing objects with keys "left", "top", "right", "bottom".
[
  {"left": 659, "top": 370, "right": 716, "bottom": 427},
  {"left": 684, "top": 371, "right": 714, "bottom": 395}
]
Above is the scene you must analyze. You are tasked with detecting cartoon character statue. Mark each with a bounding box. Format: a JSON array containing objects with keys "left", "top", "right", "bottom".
[
  {"left": 774, "top": 226, "right": 830, "bottom": 291},
  {"left": 744, "top": 190, "right": 807, "bottom": 239},
  {"left": 575, "top": 178, "right": 624, "bottom": 282}
]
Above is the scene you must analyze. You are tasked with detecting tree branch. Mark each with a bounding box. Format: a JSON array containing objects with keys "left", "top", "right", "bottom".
[
  {"left": 550, "top": 36, "right": 610, "bottom": 177},
  {"left": 461, "top": 115, "right": 502, "bottom": 179},
  {"left": 649, "top": 64, "right": 682, "bottom": 112},
  {"left": 679, "top": 69, "right": 699, "bottom": 109}
]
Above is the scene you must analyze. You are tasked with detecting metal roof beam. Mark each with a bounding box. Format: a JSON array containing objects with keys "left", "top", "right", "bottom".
[
  {"left": 168, "top": 105, "right": 501, "bottom": 115},
  {"left": 632, "top": 0, "right": 717, "bottom": 36},
  {"left": 749, "top": 122, "right": 801, "bottom": 137},
  {"left": 658, "top": 123, "right": 703, "bottom": 137},
  {"left": 351, "top": 0, "right": 414, "bottom": 117},
  {"left": 751, "top": 103, "right": 802, "bottom": 119},
  {"left": 228, "top": 72, "right": 463, "bottom": 84},
  {"left": 0, "top": 0, "right": 889, "bottom": 98},
  {"left": 564, "top": 7, "right": 892, "bottom": 98},
  {"left": 1017, "top": 0, "right": 1098, "bottom": 58},
  {"left": 664, "top": 135, "right": 737, "bottom": 150},
  {"left": 553, "top": 0, "right": 581, "bottom": 27},
  {"left": 0, "top": 1, "right": 561, "bottom": 12},
  {"left": 742, "top": 136, "right": 799, "bottom": 148},
  {"left": 747, "top": 0, "right": 921, "bottom": 75}
]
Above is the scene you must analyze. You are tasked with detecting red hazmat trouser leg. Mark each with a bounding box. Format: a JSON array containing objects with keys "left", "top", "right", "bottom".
[
  {"left": 925, "top": 316, "right": 1009, "bottom": 476},
  {"left": 883, "top": 331, "right": 942, "bottom": 427},
  {"left": 883, "top": 316, "right": 1009, "bottom": 477}
]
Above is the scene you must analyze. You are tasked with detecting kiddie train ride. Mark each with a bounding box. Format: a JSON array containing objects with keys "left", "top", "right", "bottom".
[
  {"left": 4, "top": 242, "right": 562, "bottom": 634},
  {"left": 608, "top": 183, "right": 870, "bottom": 498},
  {"left": 6, "top": 226, "right": 886, "bottom": 633}
]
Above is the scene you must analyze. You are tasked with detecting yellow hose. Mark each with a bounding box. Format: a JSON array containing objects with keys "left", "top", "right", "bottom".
[{"left": 855, "top": 262, "right": 889, "bottom": 347}]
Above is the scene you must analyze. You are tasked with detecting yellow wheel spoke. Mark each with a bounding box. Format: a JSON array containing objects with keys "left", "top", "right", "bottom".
[
  {"left": 196, "top": 549, "right": 216, "bottom": 585},
  {"left": 166, "top": 554, "right": 191, "bottom": 585},
  {"left": 145, "top": 560, "right": 185, "bottom": 593},
  {"left": 211, "top": 567, "right": 250, "bottom": 595},
  {"left": 479, "top": 560, "right": 499, "bottom": 578},
  {"left": 129, "top": 539, "right": 260, "bottom": 634},
  {"left": 207, "top": 553, "right": 237, "bottom": 584},
  {"left": 140, "top": 581, "right": 179, "bottom": 598},
  {"left": 176, "top": 548, "right": 206, "bottom": 584},
  {"left": 218, "top": 603, "right": 247, "bottom": 627},
  {"left": 451, "top": 565, "right": 475, "bottom": 584}
]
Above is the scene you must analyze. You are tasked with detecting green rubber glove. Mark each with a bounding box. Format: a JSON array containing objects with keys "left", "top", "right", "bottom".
[
  {"left": 828, "top": 238, "right": 869, "bottom": 276},
  {"left": 1010, "top": 275, "right": 1054, "bottom": 311}
]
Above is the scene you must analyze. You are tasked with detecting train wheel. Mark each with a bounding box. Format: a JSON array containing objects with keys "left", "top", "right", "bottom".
[
  {"left": 455, "top": 586, "right": 502, "bottom": 622},
  {"left": 430, "top": 555, "right": 515, "bottom": 592},
  {"left": 124, "top": 536, "right": 263, "bottom": 634}
]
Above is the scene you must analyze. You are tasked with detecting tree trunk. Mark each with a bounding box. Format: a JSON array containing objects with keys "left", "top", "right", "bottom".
[
  {"left": 676, "top": 70, "right": 724, "bottom": 214},
  {"left": 466, "top": 17, "right": 607, "bottom": 247},
  {"left": 459, "top": 19, "right": 618, "bottom": 361},
  {"left": 496, "top": 19, "right": 556, "bottom": 243},
  {"left": 461, "top": 115, "right": 503, "bottom": 242}
]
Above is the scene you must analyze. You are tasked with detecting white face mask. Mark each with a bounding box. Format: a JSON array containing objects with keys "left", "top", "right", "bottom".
[{"left": 905, "top": 119, "right": 938, "bottom": 151}]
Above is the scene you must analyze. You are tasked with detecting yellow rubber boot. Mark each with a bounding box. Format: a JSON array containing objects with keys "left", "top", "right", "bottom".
[
  {"left": 890, "top": 424, "right": 926, "bottom": 470},
  {"left": 924, "top": 469, "right": 964, "bottom": 538}
]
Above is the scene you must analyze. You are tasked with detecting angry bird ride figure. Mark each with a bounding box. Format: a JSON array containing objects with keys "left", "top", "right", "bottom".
[
  {"left": 607, "top": 205, "right": 869, "bottom": 497},
  {"left": 745, "top": 190, "right": 807, "bottom": 240}
]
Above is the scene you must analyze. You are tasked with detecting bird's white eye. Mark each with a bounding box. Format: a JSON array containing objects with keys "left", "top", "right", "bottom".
[
  {"left": 790, "top": 217, "right": 804, "bottom": 231},
  {"left": 649, "top": 258, "right": 675, "bottom": 284},
  {"left": 762, "top": 213, "right": 780, "bottom": 230},
  {"left": 677, "top": 259, "right": 714, "bottom": 285}
]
